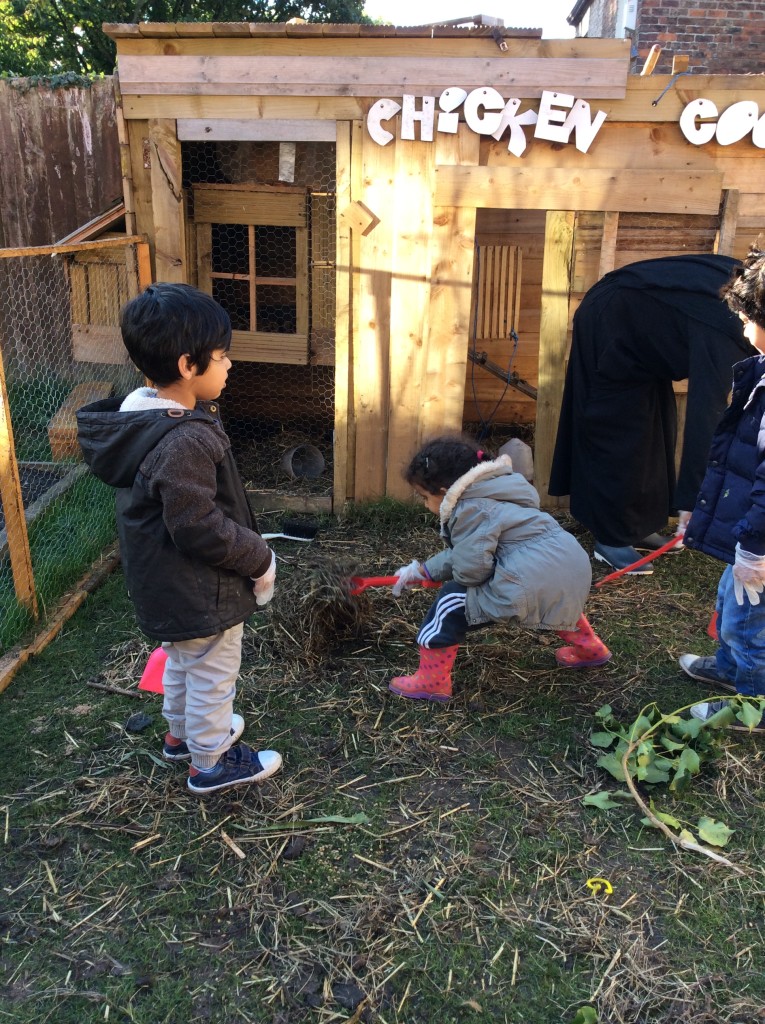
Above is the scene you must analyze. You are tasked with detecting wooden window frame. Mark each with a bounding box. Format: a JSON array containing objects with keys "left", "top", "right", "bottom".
[{"left": 192, "top": 183, "right": 309, "bottom": 365}]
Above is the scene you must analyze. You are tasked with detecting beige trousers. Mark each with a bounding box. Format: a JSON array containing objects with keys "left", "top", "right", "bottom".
[{"left": 161, "top": 623, "right": 243, "bottom": 769}]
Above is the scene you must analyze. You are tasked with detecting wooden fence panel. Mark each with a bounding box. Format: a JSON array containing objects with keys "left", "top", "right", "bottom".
[{"left": 0, "top": 79, "right": 121, "bottom": 248}]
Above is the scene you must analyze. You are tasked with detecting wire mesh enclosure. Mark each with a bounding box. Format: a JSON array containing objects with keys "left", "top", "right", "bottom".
[
  {"left": 182, "top": 140, "right": 337, "bottom": 505},
  {"left": 0, "top": 241, "right": 144, "bottom": 655}
]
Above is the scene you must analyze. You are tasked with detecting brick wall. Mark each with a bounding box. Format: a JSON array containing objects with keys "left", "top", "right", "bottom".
[{"left": 574, "top": 0, "right": 764, "bottom": 74}]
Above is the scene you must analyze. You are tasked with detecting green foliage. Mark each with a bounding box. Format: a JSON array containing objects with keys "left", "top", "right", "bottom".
[
  {"left": 571, "top": 1009, "right": 598, "bottom": 1024},
  {"left": 586, "top": 698, "right": 765, "bottom": 850},
  {"left": 0, "top": 1, "right": 370, "bottom": 76}
]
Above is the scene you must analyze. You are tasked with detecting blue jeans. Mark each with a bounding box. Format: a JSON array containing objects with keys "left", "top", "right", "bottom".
[{"left": 715, "top": 565, "right": 765, "bottom": 696}]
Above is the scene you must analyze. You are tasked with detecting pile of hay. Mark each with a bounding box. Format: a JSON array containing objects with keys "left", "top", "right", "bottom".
[{"left": 269, "top": 554, "right": 373, "bottom": 663}]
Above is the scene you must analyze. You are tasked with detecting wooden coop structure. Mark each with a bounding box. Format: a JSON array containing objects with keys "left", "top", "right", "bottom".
[{"left": 105, "top": 20, "right": 765, "bottom": 509}]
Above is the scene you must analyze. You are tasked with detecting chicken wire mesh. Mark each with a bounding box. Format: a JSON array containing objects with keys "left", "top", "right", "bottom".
[
  {"left": 182, "top": 140, "right": 336, "bottom": 499},
  {"left": 0, "top": 244, "right": 142, "bottom": 654}
]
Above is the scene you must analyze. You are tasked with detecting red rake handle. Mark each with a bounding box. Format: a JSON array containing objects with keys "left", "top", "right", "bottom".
[
  {"left": 349, "top": 575, "right": 442, "bottom": 595},
  {"left": 594, "top": 536, "right": 684, "bottom": 587}
]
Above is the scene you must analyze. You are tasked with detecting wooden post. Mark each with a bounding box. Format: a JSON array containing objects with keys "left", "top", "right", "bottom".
[
  {"left": 385, "top": 136, "right": 436, "bottom": 498},
  {"left": 0, "top": 345, "right": 38, "bottom": 617},
  {"left": 421, "top": 125, "right": 479, "bottom": 443},
  {"left": 353, "top": 129, "right": 395, "bottom": 500},
  {"left": 714, "top": 189, "right": 740, "bottom": 257},
  {"left": 536, "top": 210, "right": 575, "bottom": 507},
  {"left": 597, "top": 211, "right": 619, "bottom": 279},
  {"left": 136, "top": 239, "right": 153, "bottom": 291},
  {"left": 149, "top": 119, "right": 186, "bottom": 283},
  {"left": 333, "top": 121, "right": 353, "bottom": 510}
]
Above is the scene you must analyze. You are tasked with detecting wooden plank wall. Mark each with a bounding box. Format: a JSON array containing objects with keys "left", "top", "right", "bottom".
[
  {"left": 106, "top": 24, "right": 765, "bottom": 505},
  {"left": 0, "top": 79, "right": 121, "bottom": 247},
  {"left": 352, "top": 124, "right": 479, "bottom": 501}
]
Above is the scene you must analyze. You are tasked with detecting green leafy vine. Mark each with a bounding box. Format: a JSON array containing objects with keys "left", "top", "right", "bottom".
[{"left": 585, "top": 696, "right": 765, "bottom": 870}]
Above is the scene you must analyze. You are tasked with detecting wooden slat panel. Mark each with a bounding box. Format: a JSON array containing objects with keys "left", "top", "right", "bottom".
[
  {"left": 295, "top": 225, "right": 309, "bottom": 337},
  {"left": 114, "top": 37, "right": 631, "bottom": 59},
  {"left": 536, "top": 211, "right": 575, "bottom": 507},
  {"left": 119, "top": 55, "right": 628, "bottom": 99},
  {"left": 333, "top": 121, "right": 352, "bottom": 508},
  {"left": 474, "top": 244, "right": 522, "bottom": 340},
  {"left": 353, "top": 133, "right": 396, "bottom": 500},
  {"left": 149, "top": 118, "right": 186, "bottom": 282},
  {"left": 192, "top": 185, "right": 307, "bottom": 226},
  {"left": 737, "top": 193, "right": 765, "bottom": 232},
  {"left": 229, "top": 330, "right": 308, "bottom": 364},
  {"left": 598, "top": 211, "right": 619, "bottom": 278},
  {"left": 87, "top": 265, "right": 120, "bottom": 327},
  {"left": 385, "top": 136, "right": 437, "bottom": 498},
  {"left": 423, "top": 125, "right": 479, "bottom": 443},
  {"left": 72, "top": 325, "right": 128, "bottom": 364},
  {"left": 122, "top": 95, "right": 365, "bottom": 121},
  {"left": 178, "top": 118, "right": 337, "bottom": 141},
  {"left": 436, "top": 166, "right": 724, "bottom": 215},
  {"left": 714, "top": 189, "right": 740, "bottom": 256},
  {"left": 70, "top": 265, "right": 89, "bottom": 323},
  {"left": 120, "top": 77, "right": 765, "bottom": 125}
]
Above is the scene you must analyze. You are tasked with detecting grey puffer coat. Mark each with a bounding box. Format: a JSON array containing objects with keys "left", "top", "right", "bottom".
[{"left": 423, "top": 456, "right": 591, "bottom": 631}]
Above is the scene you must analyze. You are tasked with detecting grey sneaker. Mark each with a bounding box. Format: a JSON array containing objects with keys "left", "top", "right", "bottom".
[
  {"left": 635, "top": 533, "right": 684, "bottom": 554},
  {"left": 678, "top": 655, "right": 736, "bottom": 693},
  {"left": 593, "top": 542, "right": 653, "bottom": 575},
  {"left": 163, "top": 713, "right": 245, "bottom": 762},
  {"left": 690, "top": 699, "right": 764, "bottom": 731}
]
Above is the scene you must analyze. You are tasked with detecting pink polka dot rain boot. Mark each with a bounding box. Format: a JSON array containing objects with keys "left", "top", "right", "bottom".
[
  {"left": 389, "top": 645, "right": 459, "bottom": 701},
  {"left": 555, "top": 615, "right": 612, "bottom": 669}
]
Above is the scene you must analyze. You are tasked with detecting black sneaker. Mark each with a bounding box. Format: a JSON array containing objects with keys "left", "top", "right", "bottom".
[
  {"left": 593, "top": 542, "right": 653, "bottom": 575},
  {"left": 187, "top": 743, "right": 282, "bottom": 795},
  {"left": 635, "top": 532, "right": 684, "bottom": 554},
  {"left": 163, "top": 713, "right": 245, "bottom": 761},
  {"left": 690, "top": 699, "right": 764, "bottom": 731},
  {"left": 678, "top": 655, "right": 736, "bottom": 693}
]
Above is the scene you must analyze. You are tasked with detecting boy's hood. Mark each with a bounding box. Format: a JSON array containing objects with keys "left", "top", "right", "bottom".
[
  {"left": 76, "top": 397, "right": 215, "bottom": 488},
  {"left": 439, "top": 455, "right": 540, "bottom": 526}
]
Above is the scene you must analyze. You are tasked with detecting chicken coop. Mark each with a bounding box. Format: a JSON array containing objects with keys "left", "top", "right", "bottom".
[{"left": 105, "top": 19, "right": 765, "bottom": 510}]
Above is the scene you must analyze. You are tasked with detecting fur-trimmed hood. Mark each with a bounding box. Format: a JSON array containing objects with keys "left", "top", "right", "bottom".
[{"left": 439, "top": 454, "right": 537, "bottom": 530}]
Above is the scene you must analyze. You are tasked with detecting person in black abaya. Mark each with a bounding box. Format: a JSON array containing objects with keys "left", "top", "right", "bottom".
[{"left": 548, "top": 254, "right": 754, "bottom": 573}]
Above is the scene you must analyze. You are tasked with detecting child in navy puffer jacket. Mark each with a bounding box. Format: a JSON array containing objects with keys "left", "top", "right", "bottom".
[{"left": 680, "top": 247, "right": 765, "bottom": 730}]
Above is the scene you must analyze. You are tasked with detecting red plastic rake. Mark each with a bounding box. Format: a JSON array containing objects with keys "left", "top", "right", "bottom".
[
  {"left": 594, "top": 535, "right": 684, "bottom": 587},
  {"left": 349, "top": 575, "right": 441, "bottom": 596}
]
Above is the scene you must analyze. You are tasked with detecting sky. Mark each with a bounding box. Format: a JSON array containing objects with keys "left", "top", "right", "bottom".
[{"left": 361, "top": 1, "right": 576, "bottom": 38}]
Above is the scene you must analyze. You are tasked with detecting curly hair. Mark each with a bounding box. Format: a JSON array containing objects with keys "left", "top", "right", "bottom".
[
  {"left": 721, "top": 246, "right": 765, "bottom": 330},
  {"left": 404, "top": 435, "right": 489, "bottom": 494}
]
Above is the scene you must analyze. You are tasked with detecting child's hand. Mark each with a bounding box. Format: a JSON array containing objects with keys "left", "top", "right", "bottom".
[
  {"left": 253, "top": 551, "right": 276, "bottom": 606},
  {"left": 733, "top": 544, "right": 765, "bottom": 606},
  {"left": 392, "top": 560, "right": 426, "bottom": 597},
  {"left": 675, "top": 510, "right": 691, "bottom": 538}
]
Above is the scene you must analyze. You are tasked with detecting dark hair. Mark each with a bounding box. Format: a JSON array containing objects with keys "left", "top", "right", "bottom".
[
  {"left": 721, "top": 247, "right": 765, "bottom": 330},
  {"left": 404, "top": 435, "right": 488, "bottom": 494},
  {"left": 120, "top": 283, "right": 232, "bottom": 386}
]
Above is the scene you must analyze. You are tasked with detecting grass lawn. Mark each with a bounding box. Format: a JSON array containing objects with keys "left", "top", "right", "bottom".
[{"left": 1, "top": 503, "right": 764, "bottom": 1024}]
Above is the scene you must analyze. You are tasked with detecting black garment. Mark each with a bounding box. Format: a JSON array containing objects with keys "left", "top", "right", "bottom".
[
  {"left": 77, "top": 398, "right": 267, "bottom": 641},
  {"left": 548, "top": 255, "right": 753, "bottom": 547}
]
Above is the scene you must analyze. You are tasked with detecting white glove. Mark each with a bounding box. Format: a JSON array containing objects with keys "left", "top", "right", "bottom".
[
  {"left": 675, "top": 510, "right": 691, "bottom": 538},
  {"left": 252, "top": 550, "right": 276, "bottom": 607},
  {"left": 733, "top": 544, "right": 765, "bottom": 606},
  {"left": 392, "top": 559, "right": 426, "bottom": 597}
]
